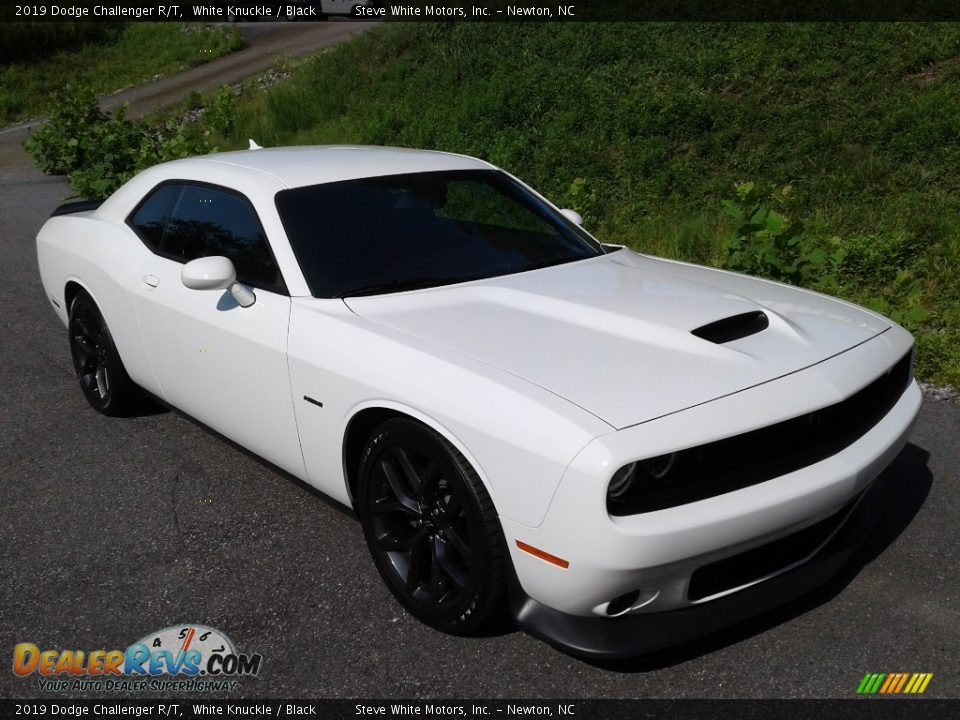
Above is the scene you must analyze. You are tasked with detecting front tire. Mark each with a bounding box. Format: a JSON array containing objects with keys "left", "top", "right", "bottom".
[
  {"left": 357, "top": 418, "right": 508, "bottom": 635},
  {"left": 68, "top": 291, "right": 139, "bottom": 416}
]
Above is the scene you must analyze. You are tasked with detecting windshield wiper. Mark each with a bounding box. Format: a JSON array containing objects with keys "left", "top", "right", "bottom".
[{"left": 335, "top": 275, "right": 483, "bottom": 298}]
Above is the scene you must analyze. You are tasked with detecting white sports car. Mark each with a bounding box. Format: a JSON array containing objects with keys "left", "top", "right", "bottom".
[{"left": 36, "top": 146, "right": 921, "bottom": 658}]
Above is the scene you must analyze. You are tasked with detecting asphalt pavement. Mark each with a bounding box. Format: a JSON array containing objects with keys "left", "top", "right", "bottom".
[{"left": 0, "top": 26, "right": 958, "bottom": 701}]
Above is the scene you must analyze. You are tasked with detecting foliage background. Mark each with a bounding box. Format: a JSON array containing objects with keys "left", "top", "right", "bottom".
[{"left": 21, "top": 22, "right": 960, "bottom": 386}]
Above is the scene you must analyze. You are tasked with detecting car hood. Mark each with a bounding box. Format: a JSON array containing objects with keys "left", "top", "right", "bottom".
[{"left": 344, "top": 249, "right": 889, "bottom": 429}]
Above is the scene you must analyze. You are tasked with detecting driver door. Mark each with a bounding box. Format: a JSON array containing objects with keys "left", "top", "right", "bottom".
[{"left": 129, "top": 181, "right": 305, "bottom": 478}]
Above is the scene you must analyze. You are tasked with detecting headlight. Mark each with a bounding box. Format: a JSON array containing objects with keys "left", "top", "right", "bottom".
[
  {"left": 607, "top": 462, "right": 639, "bottom": 500},
  {"left": 647, "top": 452, "right": 676, "bottom": 479},
  {"left": 606, "top": 453, "right": 677, "bottom": 504}
]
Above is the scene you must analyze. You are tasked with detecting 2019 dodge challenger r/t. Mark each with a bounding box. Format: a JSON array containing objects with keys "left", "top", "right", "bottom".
[{"left": 36, "top": 146, "right": 922, "bottom": 658}]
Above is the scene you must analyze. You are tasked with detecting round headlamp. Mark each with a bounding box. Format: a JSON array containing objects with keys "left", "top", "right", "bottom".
[
  {"left": 607, "top": 453, "right": 678, "bottom": 504},
  {"left": 647, "top": 452, "right": 677, "bottom": 479},
  {"left": 607, "top": 462, "right": 639, "bottom": 501}
]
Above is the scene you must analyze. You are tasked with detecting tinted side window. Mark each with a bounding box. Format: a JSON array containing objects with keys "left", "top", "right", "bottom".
[
  {"left": 130, "top": 183, "right": 285, "bottom": 294},
  {"left": 129, "top": 184, "right": 179, "bottom": 250}
]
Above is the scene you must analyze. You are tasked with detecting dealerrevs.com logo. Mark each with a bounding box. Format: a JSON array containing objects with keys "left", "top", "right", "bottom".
[{"left": 13, "top": 624, "right": 263, "bottom": 692}]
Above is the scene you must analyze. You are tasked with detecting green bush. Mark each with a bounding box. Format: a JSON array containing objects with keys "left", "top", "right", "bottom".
[
  {"left": 204, "top": 85, "right": 238, "bottom": 137},
  {"left": 24, "top": 86, "right": 104, "bottom": 176},
  {"left": 720, "top": 181, "right": 931, "bottom": 333},
  {"left": 25, "top": 86, "right": 215, "bottom": 199},
  {"left": 720, "top": 182, "right": 845, "bottom": 293}
]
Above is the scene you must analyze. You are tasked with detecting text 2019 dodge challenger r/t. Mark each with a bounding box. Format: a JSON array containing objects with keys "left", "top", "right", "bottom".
[{"left": 36, "top": 146, "right": 921, "bottom": 658}]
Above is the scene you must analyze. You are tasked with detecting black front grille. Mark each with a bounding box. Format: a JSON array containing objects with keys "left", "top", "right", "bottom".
[
  {"left": 687, "top": 494, "right": 859, "bottom": 601},
  {"left": 608, "top": 349, "right": 913, "bottom": 515}
]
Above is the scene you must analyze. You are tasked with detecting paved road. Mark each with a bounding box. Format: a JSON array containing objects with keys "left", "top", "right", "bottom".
[{"left": 1, "top": 27, "right": 958, "bottom": 701}]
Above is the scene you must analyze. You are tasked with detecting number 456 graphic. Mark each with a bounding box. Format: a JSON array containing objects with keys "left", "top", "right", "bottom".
[{"left": 857, "top": 673, "right": 933, "bottom": 695}]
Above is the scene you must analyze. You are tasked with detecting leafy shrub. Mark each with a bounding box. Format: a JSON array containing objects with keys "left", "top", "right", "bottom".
[
  {"left": 861, "top": 269, "right": 929, "bottom": 328},
  {"left": 24, "top": 86, "right": 105, "bottom": 175},
  {"left": 720, "top": 181, "right": 931, "bottom": 332},
  {"left": 61, "top": 107, "right": 150, "bottom": 199},
  {"left": 204, "top": 85, "right": 238, "bottom": 137},
  {"left": 565, "top": 176, "right": 600, "bottom": 221},
  {"left": 720, "top": 181, "right": 845, "bottom": 292},
  {"left": 914, "top": 327, "right": 960, "bottom": 389},
  {"left": 25, "top": 86, "right": 214, "bottom": 199}
]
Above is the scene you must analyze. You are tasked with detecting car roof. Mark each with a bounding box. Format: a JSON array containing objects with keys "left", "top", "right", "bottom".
[{"left": 181, "top": 145, "right": 495, "bottom": 188}]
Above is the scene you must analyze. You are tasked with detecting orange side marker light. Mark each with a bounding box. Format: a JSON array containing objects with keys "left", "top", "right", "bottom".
[{"left": 516, "top": 540, "right": 570, "bottom": 569}]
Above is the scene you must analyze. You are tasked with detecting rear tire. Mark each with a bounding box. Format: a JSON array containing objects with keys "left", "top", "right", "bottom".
[
  {"left": 357, "top": 418, "right": 508, "bottom": 635},
  {"left": 68, "top": 291, "right": 140, "bottom": 416}
]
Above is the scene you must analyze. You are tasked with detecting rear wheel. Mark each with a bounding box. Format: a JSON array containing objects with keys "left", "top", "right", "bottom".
[
  {"left": 357, "top": 418, "right": 508, "bottom": 634},
  {"left": 68, "top": 291, "right": 139, "bottom": 416}
]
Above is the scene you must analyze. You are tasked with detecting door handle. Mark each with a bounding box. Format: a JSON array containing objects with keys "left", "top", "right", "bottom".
[{"left": 142, "top": 274, "right": 159, "bottom": 288}]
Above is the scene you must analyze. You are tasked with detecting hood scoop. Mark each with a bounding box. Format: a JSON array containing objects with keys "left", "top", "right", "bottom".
[{"left": 692, "top": 310, "right": 769, "bottom": 344}]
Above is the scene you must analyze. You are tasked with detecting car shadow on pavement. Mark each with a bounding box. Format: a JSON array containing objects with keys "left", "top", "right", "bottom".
[
  {"left": 582, "top": 441, "right": 933, "bottom": 673},
  {"left": 110, "top": 391, "right": 172, "bottom": 418},
  {"left": 166, "top": 404, "right": 365, "bottom": 522}
]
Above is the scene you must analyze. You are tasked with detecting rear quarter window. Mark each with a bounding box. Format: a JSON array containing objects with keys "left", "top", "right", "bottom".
[{"left": 128, "top": 184, "right": 180, "bottom": 250}]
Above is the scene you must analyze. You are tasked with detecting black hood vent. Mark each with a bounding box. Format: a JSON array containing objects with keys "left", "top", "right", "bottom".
[{"left": 692, "top": 310, "right": 769, "bottom": 344}]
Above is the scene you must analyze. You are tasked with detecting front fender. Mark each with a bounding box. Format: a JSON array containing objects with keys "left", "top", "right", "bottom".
[{"left": 287, "top": 298, "right": 612, "bottom": 526}]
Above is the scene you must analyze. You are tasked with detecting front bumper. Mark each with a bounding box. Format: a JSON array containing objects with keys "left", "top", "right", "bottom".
[
  {"left": 509, "top": 467, "right": 887, "bottom": 660},
  {"left": 501, "top": 328, "right": 921, "bottom": 654}
]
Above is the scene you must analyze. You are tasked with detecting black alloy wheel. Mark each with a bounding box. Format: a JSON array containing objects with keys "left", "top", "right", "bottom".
[
  {"left": 357, "top": 418, "right": 508, "bottom": 634},
  {"left": 68, "top": 291, "right": 138, "bottom": 416}
]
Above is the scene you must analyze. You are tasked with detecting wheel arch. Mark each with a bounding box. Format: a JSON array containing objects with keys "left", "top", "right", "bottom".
[
  {"left": 63, "top": 277, "right": 141, "bottom": 383},
  {"left": 341, "top": 402, "right": 498, "bottom": 512},
  {"left": 64, "top": 278, "right": 93, "bottom": 314}
]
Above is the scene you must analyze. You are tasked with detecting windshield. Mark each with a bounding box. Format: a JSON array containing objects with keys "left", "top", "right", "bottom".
[{"left": 275, "top": 169, "right": 604, "bottom": 298}]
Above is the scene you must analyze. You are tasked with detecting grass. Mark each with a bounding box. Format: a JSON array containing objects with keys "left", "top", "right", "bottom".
[
  {"left": 0, "top": 23, "right": 244, "bottom": 127},
  {"left": 181, "top": 24, "right": 960, "bottom": 386}
]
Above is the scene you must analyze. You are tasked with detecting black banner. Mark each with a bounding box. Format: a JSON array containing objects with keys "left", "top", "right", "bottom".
[
  {"left": 5, "top": 1, "right": 960, "bottom": 23},
  {"left": 0, "top": 700, "right": 958, "bottom": 720}
]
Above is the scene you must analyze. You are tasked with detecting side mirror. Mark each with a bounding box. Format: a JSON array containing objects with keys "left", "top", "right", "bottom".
[
  {"left": 181, "top": 256, "right": 256, "bottom": 308},
  {"left": 559, "top": 208, "right": 583, "bottom": 226}
]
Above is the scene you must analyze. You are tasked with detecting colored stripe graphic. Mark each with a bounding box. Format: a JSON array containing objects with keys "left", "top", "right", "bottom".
[
  {"left": 879, "top": 674, "right": 896, "bottom": 694},
  {"left": 907, "top": 673, "right": 933, "bottom": 694},
  {"left": 880, "top": 673, "right": 902, "bottom": 693},
  {"left": 858, "top": 672, "right": 932, "bottom": 694},
  {"left": 894, "top": 673, "right": 909, "bottom": 693},
  {"left": 857, "top": 673, "right": 882, "bottom": 694}
]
